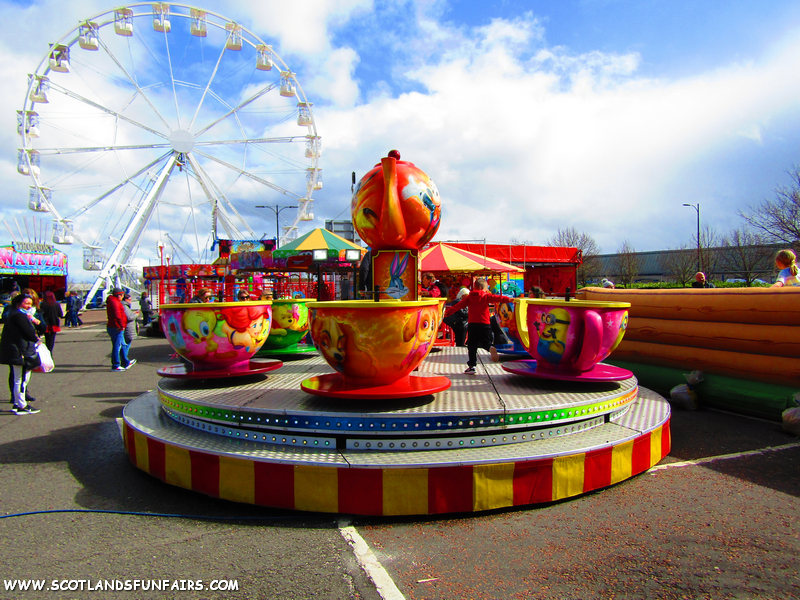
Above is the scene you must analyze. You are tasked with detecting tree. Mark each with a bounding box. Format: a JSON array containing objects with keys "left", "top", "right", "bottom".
[
  {"left": 721, "top": 228, "right": 775, "bottom": 286},
  {"left": 739, "top": 166, "right": 800, "bottom": 245},
  {"left": 697, "top": 225, "right": 722, "bottom": 280},
  {"left": 546, "top": 227, "right": 601, "bottom": 287},
  {"left": 613, "top": 240, "right": 641, "bottom": 288},
  {"left": 659, "top": 246, "right": 696, "bottom": 286}
]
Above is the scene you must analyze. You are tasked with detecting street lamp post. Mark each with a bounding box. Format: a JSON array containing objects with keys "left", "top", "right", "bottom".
[
  {"left": 255, "top": 204, "right": 298, "bottom": 248},
  {"left": 683, "top": 203, "right": 701, "bottom": 273}
]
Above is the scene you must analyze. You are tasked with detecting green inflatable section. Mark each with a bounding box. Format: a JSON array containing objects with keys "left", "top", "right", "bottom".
[{"left": 605, "top": 359, "right": 798, "bottom": 421}]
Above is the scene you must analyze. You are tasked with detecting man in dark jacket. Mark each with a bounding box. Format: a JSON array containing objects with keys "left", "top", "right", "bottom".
[
  {"left": 106, "top": 288, "right": 135, "bottom": 371},
  {"left": 0, "top": 293, "right": 42, "bottom": 414}
]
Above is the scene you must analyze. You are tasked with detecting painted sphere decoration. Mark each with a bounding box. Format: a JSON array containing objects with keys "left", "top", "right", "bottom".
[
  {"left": 160, "top": 302, "right": 272, "bottom": 371},
  {"left": 351, "top": 150, "right": 442, "bottom": 251}
]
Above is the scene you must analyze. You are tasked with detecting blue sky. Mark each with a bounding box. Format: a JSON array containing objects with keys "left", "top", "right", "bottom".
[{"left": 2, "top": 0, "right": 800, "bottom": 280}]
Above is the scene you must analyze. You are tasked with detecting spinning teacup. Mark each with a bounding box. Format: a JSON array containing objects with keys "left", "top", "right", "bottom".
[
  {"left": 507, "top": 298, "right": 632, "bottom": 381},
  {"left": 257, "top": 298, "right": 315, "bottom": 355},
  {"left": 301, "top": 299, "right": 451, "bottom": 398},
  {"left": 159, "top": 301, "right": 276, "bottom": 377}
]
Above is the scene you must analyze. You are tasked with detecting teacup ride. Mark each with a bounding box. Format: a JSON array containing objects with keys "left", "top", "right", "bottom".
[
  {"left": 158, "top": 301, "right": 283, "bottom": 379},
  {"left": 301, "top": 298, "right": 451, "bottom": 399},
  {"left": 502, "top": 298, "right": 633, "bottom": 382},
  {"left": 256, "top": 298, "right": 317, "bottom": 356}
]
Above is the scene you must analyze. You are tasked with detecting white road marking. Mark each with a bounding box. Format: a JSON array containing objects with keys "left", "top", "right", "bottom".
[
  {"left": 339, "top": 520, "right": 406, "bottom": 600},
  {"left": 651, "top": 441, "right": 800, "bottom": 471}
]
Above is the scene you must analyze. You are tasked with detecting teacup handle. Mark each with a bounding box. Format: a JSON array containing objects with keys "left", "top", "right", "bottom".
[
  {"left": 514, "top": 299, "right": 529, "bottom": 349},
  {"left": 573, "top": 309, "right": 603, "bottom": 372}
]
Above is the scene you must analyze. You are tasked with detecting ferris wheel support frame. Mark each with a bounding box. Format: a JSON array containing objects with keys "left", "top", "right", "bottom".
[{"left": 82, "top": 155, "right": 178, "bottom": 310}]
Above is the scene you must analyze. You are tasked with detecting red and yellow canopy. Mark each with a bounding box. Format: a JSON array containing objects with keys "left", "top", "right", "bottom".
[{"left": 420, "top": 243, "right": 523, "bottom": 275}]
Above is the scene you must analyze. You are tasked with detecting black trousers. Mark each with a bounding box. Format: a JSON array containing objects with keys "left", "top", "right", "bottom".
[{"left": 467, "top": 323, "right": 493, "bottom": 367}]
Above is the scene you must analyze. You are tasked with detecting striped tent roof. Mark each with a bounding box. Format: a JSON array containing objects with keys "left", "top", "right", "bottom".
[
  {"left": 278, "top": 228, "right": 365, "bottom": 252},
  {"left": 420, "top": 242, "right": 523, "bottom": 274}
]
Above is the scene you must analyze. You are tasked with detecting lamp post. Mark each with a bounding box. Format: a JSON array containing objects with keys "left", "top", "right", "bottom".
[
  {"left": 682, "top": 203, "right": 701, "bottom": 273},
  {"left": 255, "top": 204, "right": 298, "bottom": 248}
]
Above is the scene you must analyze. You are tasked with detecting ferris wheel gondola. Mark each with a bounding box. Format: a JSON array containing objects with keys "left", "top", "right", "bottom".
[{"left": 18, "top": 3, "right": 321, "bottom": 306}]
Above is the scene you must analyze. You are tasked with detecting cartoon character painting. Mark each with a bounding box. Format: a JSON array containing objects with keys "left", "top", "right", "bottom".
[
  {"left": 182, "top": 309, "right": 220, "bottom": 358},
  {"left": 386, "top": 252, "right": 410, "bottom": 299},
  {"left": 271, "top": 302, "right": 308, "bottom": 337},
  {"left": 217, "top": 305, "right": 271, "bottom": 352},
  {"left": 533, "top": 308, "right": 571, "bottom": 364},
  {"left": 310, "top": 315, "right": 377, "bottom": 380},
  {"left": 400, "top": 305, "right": 438, "bottom": 368}
]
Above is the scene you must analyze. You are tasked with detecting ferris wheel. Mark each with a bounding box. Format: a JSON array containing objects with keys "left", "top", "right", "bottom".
[{"left": 17, "top": 3, "right": 321, "bottom": 305}]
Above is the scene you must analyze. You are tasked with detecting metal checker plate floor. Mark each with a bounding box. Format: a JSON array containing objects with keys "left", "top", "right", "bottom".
[
  {"left": 124, "top": 388, "right": 669, "bottom": 469},
  {"left": 157, "top": 348, "right": 638, "bottom": 436}
]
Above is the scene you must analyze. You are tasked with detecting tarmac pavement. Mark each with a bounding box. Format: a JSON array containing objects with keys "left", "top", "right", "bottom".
[{"left": 0, "top": 309, "right": 798, "bottom": 599}]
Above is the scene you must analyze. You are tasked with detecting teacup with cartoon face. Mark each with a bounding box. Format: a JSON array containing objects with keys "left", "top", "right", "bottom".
[
  {"left": 260, "top": 298, "right": 313, "bottom": 350},
  {"left": 307, "top": 299, "right": 441, "bottom": 387},
  {"left": 160, "top": 301, "right": 272, "bottom": 371},
  {"left": 513, "top": 298, "right": 630, "bottom": 376}
]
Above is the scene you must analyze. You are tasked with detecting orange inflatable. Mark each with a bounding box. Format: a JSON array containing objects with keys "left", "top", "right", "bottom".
[
  {"left": 613, "top": 340, "right": 800, "bottom": 388},
  {"left": 578, "top": 287, "right": 800, "bottom": 325}
]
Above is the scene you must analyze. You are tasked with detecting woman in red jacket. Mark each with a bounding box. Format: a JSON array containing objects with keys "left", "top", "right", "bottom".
[{"left": 445, "top": 278, "right": 513, "bottom": 374}]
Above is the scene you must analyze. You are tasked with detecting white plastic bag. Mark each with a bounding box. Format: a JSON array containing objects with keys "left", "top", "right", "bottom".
[
  {"left": 781, "top": 393, "right": 800, "bottom": 436},
  {"left": 33, "top": 344, "right": 54, "bottom": 373},
  {"left": 669, "top": 370, "right": 704, "bottom": 410}
]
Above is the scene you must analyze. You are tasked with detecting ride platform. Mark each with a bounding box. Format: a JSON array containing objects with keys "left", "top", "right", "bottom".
[{"left": 122, "top": 347, "right": 670, "bottom": 516}]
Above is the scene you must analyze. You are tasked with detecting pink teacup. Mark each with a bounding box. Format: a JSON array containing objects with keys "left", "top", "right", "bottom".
[
  {"left": 160, "top": 301, "right": 272, "bottom": 371},
  {"left": 513, "top": 298, "right": 630, "bottom": 375}
]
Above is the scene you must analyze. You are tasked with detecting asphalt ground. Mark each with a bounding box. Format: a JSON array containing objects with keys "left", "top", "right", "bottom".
[{"left": 0, "top": 309, "right": 798, "bottom": 600}]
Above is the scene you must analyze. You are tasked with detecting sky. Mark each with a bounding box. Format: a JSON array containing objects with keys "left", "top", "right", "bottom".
[{"left": 2, "top": 0, "right": 800, "bottom": 281}]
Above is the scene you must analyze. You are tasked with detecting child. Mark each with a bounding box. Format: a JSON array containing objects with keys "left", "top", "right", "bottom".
[
  {"left": 444, "top": 278, "right": 513, "bottom": 373},
  {"left": 772, "top": 249, "right": 799, "bottom": 287}
]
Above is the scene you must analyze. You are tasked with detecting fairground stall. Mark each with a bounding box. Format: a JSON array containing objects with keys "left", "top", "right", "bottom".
[
  {"left": 439, "top": 242, "right": 582, "bottom": 295},
  {"left": 0, "top": 241, "right": 68, "bottom": 299},
  {"left": 231, "top": 229, "right": 366, "bottom": 300}
]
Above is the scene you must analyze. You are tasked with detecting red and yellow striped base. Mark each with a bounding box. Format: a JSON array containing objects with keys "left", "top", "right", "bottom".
[{"left": 123, "top": 399, "right": 670, "bottom": 515}]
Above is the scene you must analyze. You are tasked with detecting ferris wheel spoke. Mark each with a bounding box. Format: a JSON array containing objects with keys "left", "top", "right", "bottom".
[
  {"left": 186, "top": 153, "right": 255, "bottom": 238},
  {"left": 195, "top": 136, "right": 307, "bottom": 147},
  {"left": 64, "top": 152, "right": 172, "bottom": 221},
  {"left": 95, "top": 34, "right": 173, "bottom": 132},
  {"left": 182, "top": 168, "right": 202, "bottom": 262},
  {"left": 161, "top": 28, "right": 182, "bottom": 129},
  {"left": 46, "top": 81, "right": 169, "bottom": 140},
  {"left": 188, "top": 43, "right": 229, "bottom": 132},
  {"left": 193, "top": 148, "right": 300, "bottom": 199},
  {"left": 192, "top": 82, "right": 278, "bottom": 137},
  {"left": 35, "top": 143, "right": 172, "bottom": 155}
]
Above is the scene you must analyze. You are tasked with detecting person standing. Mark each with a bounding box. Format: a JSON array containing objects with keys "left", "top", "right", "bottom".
[
  {"left": 691, "top": 272, "right": 715, "bottom": 288},
  {"left": 122, "top": 293, "right": 140, "bottom": 354},
  {"left": 0, "top": 293, "right": 42, "bottom": 414},
  {"left": 139, "top": 294, "right": 153, "bottom": 326},
  {"left": 40, "top": 291, "right": 63, "bottom": 353},
  {"left": 106, "top": 288, "right": 135, "bottom": 371},
  {"left": 444, "top": 278, "right": 513, "bottom": 373}
]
